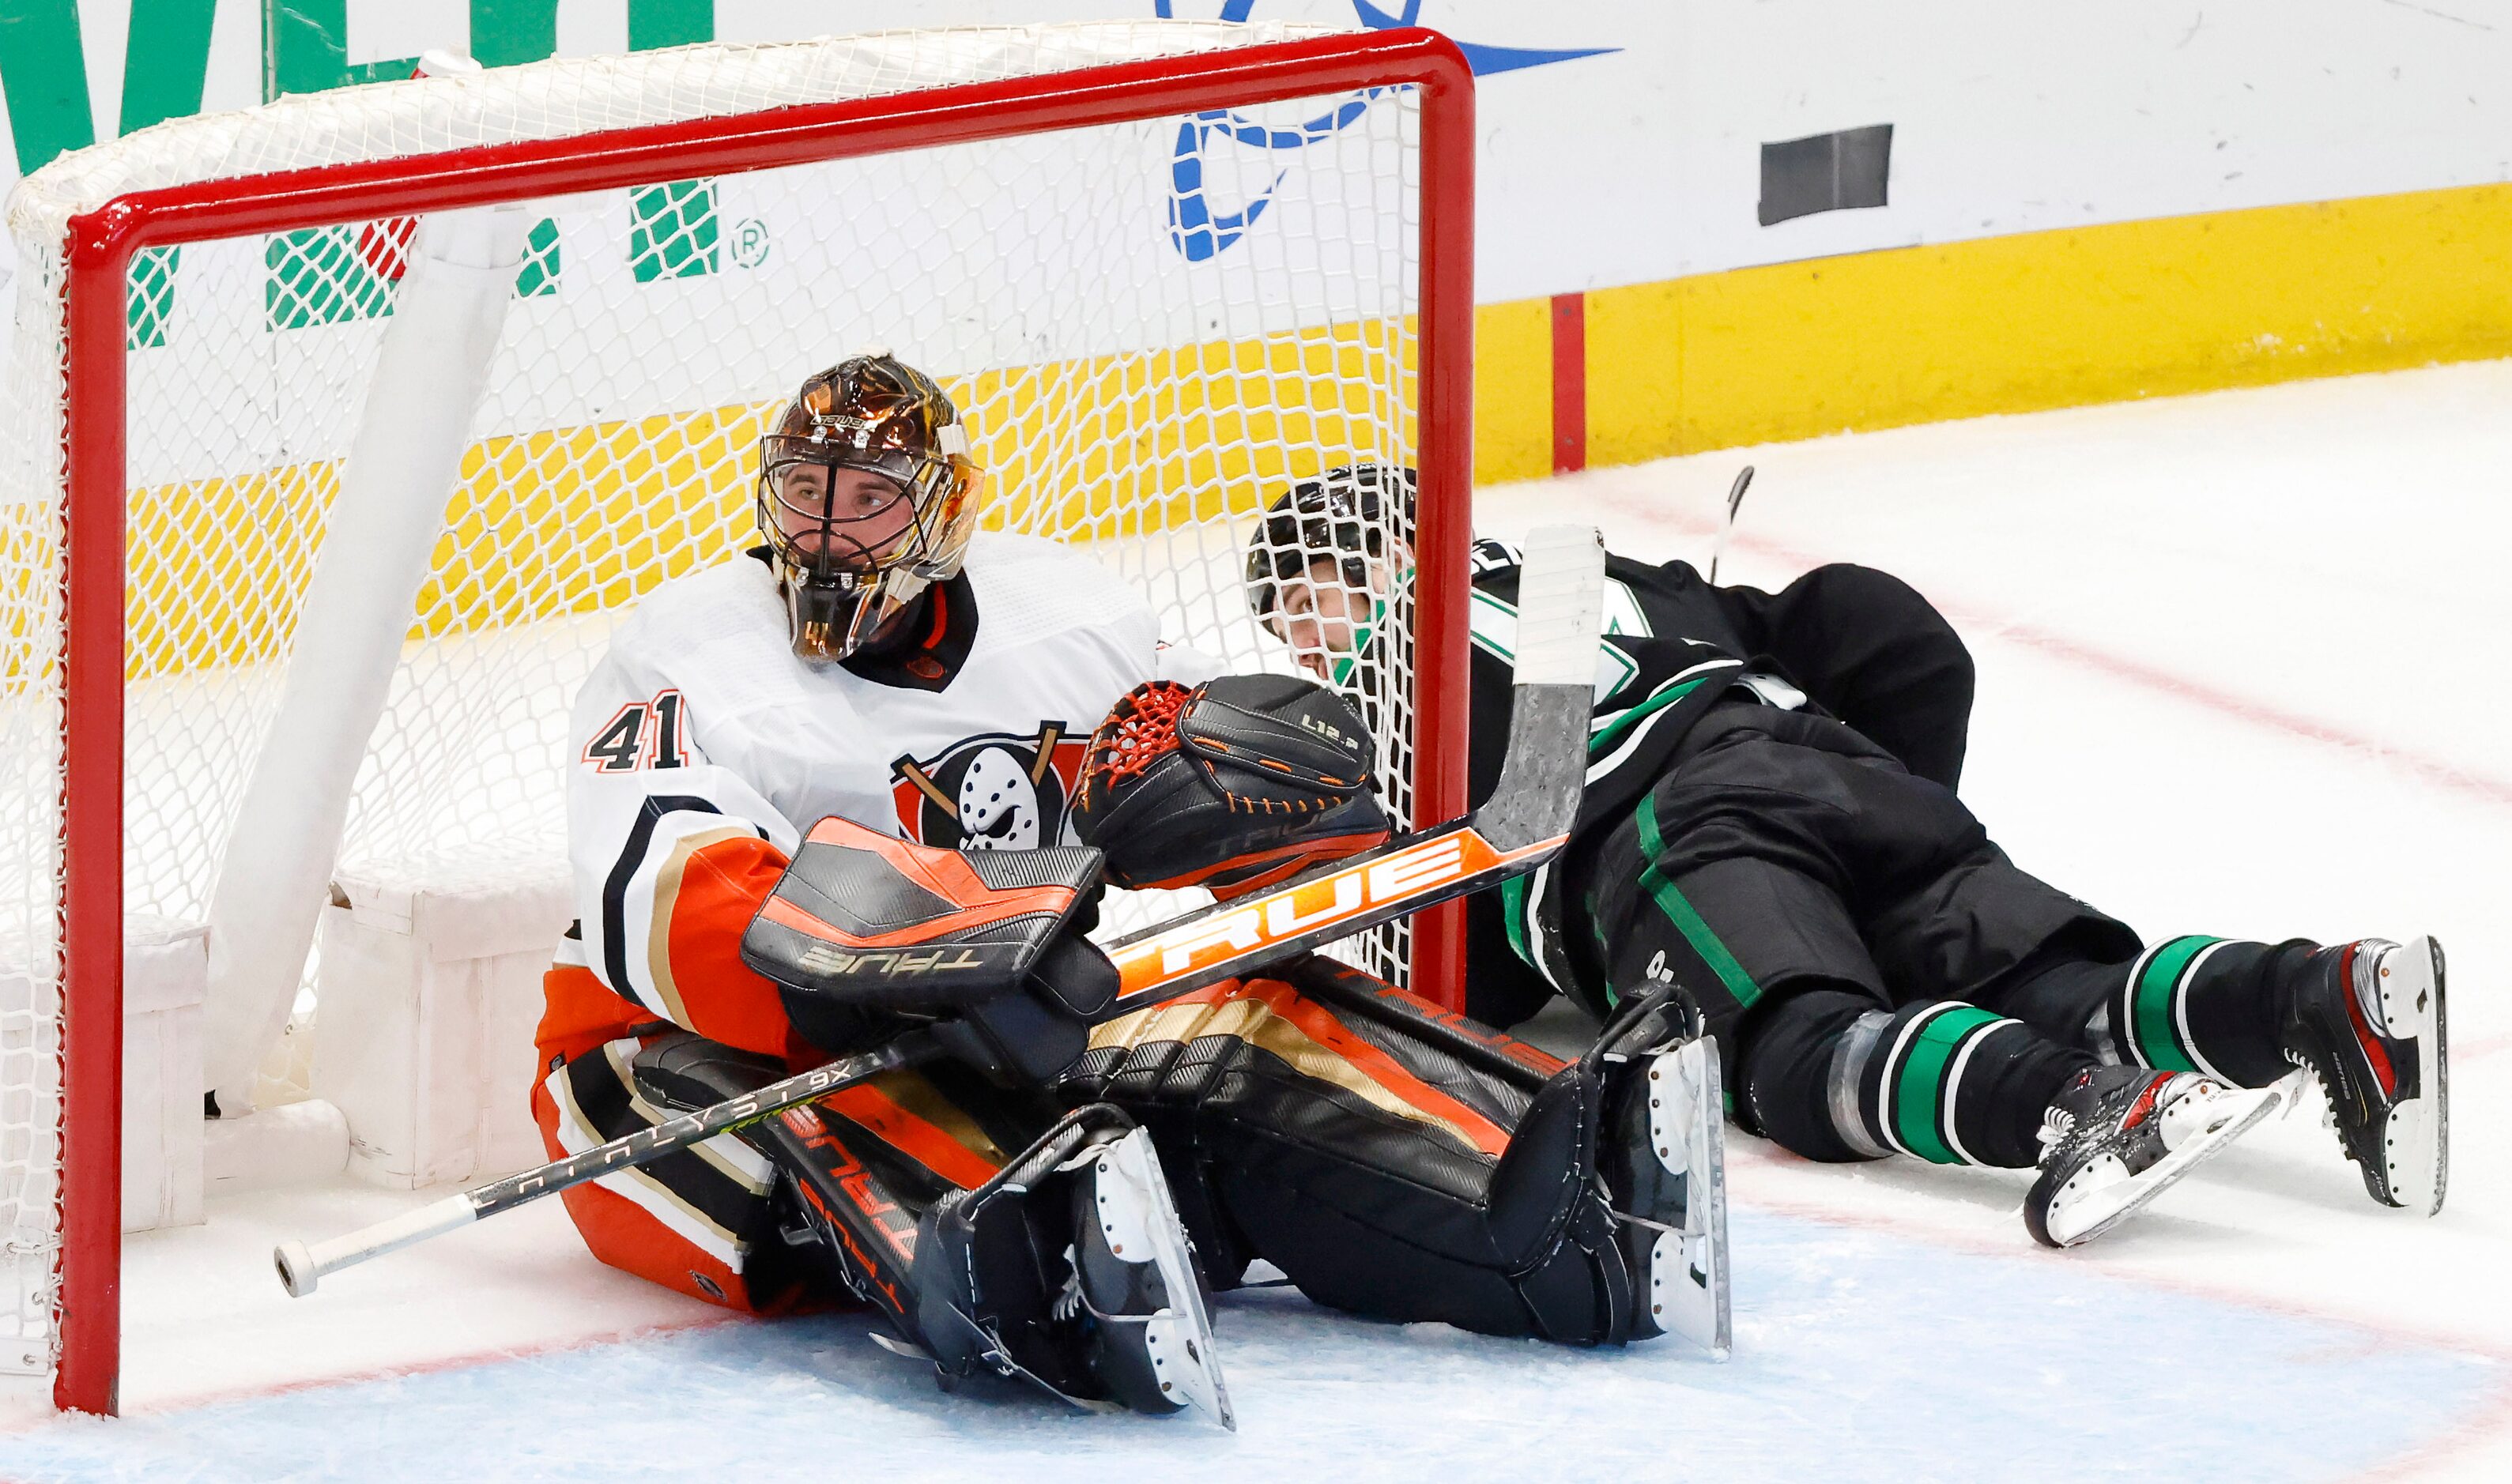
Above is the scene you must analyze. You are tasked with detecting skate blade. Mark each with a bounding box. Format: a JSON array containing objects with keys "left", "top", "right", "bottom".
[
  {"left": 1646, "top": 1037, "right": 1732, "bottom": 1359},
  {"left": 2049, "top": 1078, "right": 2291, "bottom": 1248},
  {"left": 1650, "top": 1227, "right": 1731, "bottom": 1361},
  {"left": 1097, "top": 1129, "right": 1236, "bottom": 1430},
  {"left": 1668, "top": 1039, "right": 1728, "bottom": 1365},
  {"left": 2382, "top": 937, "right": 2447, "bottom": 1217}
]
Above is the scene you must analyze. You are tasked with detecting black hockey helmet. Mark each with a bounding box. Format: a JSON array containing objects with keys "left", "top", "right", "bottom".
[
  {"left": 756, "top": 349, "right": 983, "bottom": 663},
  {"left": 1242, "top": 463, "right": 1417, "bottom": 625}
]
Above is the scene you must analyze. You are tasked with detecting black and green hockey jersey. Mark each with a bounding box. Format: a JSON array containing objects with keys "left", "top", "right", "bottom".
[{"left": 1448, "top": 537, "right": 1977, "bottom": 1026}]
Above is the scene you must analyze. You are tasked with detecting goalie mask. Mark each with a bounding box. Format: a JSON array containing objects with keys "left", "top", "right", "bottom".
[
  {"left": 756, "top": 352, "right": 983, "bottom": 663},
  {"left": 1243, "top": 463, "right": 1416, "bottom": 688}
]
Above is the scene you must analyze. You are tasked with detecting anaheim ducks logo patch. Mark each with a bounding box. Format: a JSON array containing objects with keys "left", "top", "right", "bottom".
[{"left": 890, "top": 722, "right": 1089, "bottom": 849}]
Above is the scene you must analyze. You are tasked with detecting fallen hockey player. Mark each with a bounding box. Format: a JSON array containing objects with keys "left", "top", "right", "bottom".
[
  {"left": 530, "top": 353, "right": 1727, "bottom": 1426},
  {"left": 1243, "top": 464, "right": 2448, "bottom": 1249}
]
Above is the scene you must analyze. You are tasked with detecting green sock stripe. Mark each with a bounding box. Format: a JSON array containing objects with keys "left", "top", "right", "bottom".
[
  {"left": 2133, "top": 935, "right": 2222, "bottom": 1073},
  {"left": 1633, "top": 795, "right": 1760, "bottom": 1008},
  {"left": 1890, "top": 1006, "right": 2007, "bottom": 1165}
]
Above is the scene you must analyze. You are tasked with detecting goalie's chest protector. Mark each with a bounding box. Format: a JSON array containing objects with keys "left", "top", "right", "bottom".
[{"left": 625, "top": 533, "right": 1167, "bottom": 849}]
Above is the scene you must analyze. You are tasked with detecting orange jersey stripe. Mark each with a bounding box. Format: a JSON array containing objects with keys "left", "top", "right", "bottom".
[{"left": 658, "top": 834, "right": 819, "bottom": 1061}]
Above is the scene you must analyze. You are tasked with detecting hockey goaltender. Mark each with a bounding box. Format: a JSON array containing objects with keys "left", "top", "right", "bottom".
[{"left": 525, "top": 352, "right": 1728, "bottom": 1426}]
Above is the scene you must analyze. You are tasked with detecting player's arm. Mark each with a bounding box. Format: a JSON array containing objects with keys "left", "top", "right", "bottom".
[
  {"left": 567, "top": 657, "right": 879, "bottom": 1060},
  {"left": 1070, "top": 673, "right": 1391, "bottom": 901},
  {"left": 1711, "top": 563, "right": 1975, "bottom": 790}
]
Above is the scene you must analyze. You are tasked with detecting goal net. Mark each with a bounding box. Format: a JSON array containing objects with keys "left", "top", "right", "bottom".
[{"left": 0, "top": 21, "right": 1470, "bottom": 1407}]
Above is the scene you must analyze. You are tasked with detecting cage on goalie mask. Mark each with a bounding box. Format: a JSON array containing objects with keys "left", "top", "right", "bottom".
[{"left": 756, "top": 352, "right": 983, "bottom": 662}]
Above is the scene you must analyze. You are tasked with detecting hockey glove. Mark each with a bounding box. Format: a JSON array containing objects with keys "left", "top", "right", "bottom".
[
  {"left": 1070, "top": 674, "right": 1391, "bottom": 901},
  {"left": 738, "top": 815, "right": 1117, "bottom": 1084}
]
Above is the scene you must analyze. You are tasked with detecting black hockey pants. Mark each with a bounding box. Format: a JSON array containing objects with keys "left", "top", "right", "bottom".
[{"left": 1578, "top": 702, "right": 2323, "bottom": 1168}]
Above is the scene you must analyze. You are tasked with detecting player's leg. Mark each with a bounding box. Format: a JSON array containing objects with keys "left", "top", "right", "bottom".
[
  {"left": 1724, "top": 973, "right": 2294, "bottom": 1249},
  {"left": 1987, "top": 932, "right": 2446, "bottom": 1215},
  {"left": 630, "top": 1036, "right": 1230, "bottom": 1421},
  {"left": 1575, "top": 704, "right": 2125, "bottom": 1032},
  {"left": 530, "top": 1020, "right": 829, "bottom": 1313},
  {"left": 531, "top": 942, "right": 945, "bottom": 1316},
  {"left": 533, "top": 968, "right": 1226, "bottom": 1419},
  {"left": 1586, "top": 705, "right": 2284, "bottom": 1244},
  {"left": 1063, "top": 957, "right": 1728, "bottom": 1354},
  {"left": 1574, "top": 704, "right": 2099, "bottom": 1151},
  {"left": 1833, "top": 742, "right": 2445, "bottom": 1222}
]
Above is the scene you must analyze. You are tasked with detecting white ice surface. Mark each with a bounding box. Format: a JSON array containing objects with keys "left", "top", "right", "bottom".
[{"left": 6, "top": 360, "right": 2512, "bottom": 1479}]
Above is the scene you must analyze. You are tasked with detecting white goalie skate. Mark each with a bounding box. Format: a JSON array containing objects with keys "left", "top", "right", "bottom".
[
  {"left": 1638, "top": 1035, "right": 1733, "bottom": 1358},
  {"left": 1601, "top": 985, "right": 1733, "bottom": 1359},
  {"left": 1062, "top": 1128, "right": 1236, "bottom": 1429}
]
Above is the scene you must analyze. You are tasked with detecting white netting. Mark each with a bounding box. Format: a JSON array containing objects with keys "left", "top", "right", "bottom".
[{"left": 0, "top": 21, "right": 1432, "bottom": 1375}]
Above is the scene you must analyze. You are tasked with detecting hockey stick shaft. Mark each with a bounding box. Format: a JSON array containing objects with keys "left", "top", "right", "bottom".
[
  {"left": 1707, "top": 465, "right": 1752, "bottom": 586},
  {"left": 275, "top": 1036, "right": 928, "bottom": 1295},
  {"left": 277, "top": 526, "right": 1608, "bottom": 1298}
]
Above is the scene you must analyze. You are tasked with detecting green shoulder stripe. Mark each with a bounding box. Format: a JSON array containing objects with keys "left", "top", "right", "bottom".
[{"left": 1589, "top": 676, "right": 1709, "bottom": 758}]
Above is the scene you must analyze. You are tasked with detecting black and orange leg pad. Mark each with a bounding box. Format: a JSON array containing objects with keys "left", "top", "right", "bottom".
[
  {"left": 536, "top": 1029, "right": 1043, "bottom": 1326},
  {"left": 1062, "top": 955, "right": 1638, "bottom": 1345},
  {"left": 531, "top": 1032, "right": 815, "bottom": 1314},
  {"left": 726, "top": 1053, "right": 1044, "bottom": 1347}
]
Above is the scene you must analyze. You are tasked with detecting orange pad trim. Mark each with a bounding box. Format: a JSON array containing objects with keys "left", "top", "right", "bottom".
[{"left": 816, "top": 1079, "right": 1007, "bottom": 1193}]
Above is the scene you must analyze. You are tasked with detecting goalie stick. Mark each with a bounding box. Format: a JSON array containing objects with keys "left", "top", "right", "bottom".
[{"left": 274, "top": 525, "right": 1609, "bottom": 1299}]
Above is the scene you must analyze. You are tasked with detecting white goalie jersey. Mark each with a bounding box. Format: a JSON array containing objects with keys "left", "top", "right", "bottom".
[{"left": 565, "top": 530, "right": 1217, "bottom": 1017}]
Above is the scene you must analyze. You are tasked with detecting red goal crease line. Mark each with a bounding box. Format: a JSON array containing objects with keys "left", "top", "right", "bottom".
[{"left": 47, "top": 28, "right": 1481, "bottom": 1418}]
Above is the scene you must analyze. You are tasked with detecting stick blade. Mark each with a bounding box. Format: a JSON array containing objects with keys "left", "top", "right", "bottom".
[{"left": 1508, "top": 525, "right": 1609, "bottom": 689}]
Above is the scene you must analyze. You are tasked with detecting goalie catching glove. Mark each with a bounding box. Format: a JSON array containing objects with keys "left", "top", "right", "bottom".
[{"left": 1071, "top": 674, "right": 1391, "bottom": 900}]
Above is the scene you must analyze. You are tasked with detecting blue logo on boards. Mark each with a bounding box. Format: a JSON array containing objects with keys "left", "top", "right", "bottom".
[{"left": 1156, "top": 2, "right": 1614, "bottom": 260}]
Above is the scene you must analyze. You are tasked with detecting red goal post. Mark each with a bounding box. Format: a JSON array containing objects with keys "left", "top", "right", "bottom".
[{"left": 24, "top": 25, "right": 1474, "bottom": 1414}]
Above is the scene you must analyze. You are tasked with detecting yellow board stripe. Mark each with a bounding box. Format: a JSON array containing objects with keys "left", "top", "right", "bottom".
[{"left": 1474, "top": 177, "right": 2512, "bottom": 480}]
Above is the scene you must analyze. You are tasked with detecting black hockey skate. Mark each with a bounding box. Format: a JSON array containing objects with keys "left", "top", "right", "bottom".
[
  {"left": 2025, "top": 1064, "right": 2289, "bottom": 1248},
  {"left": 914, "top": 1108, "right": 1233, "bottom": 1428},
  {"left": 2280, "top": 936, "right": 2447, "bottom": 1215},
  {"left": 1597, "top": 986, "right": 1730, "bottom": 1357}
]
